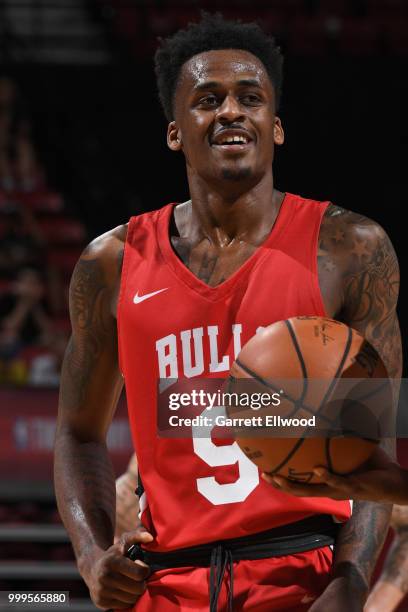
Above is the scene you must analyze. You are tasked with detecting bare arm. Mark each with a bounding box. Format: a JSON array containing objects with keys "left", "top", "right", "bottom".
[
  {"left": 364, "top": 505, "right": 408, "bottom": 612},
  {"left": 54, "top": 233, "right": 152, "bottom": 609},
  {"left": 115, "top": 454, "right": 140, "bottom": 540},
  {"left": 329, "top": 211, "right": 400, "bottom": 601},
  {"left": 267, "top": 208, "right": 403, "bottom": 610}
]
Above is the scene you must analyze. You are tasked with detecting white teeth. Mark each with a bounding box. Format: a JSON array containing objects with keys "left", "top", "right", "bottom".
[{"left": 219, "top": 135, "right": 248, "bottom": 145}]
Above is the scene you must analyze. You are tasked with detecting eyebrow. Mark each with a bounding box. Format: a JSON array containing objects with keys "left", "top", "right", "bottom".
[{"left": 194, "top": 78, "right": 262, "bottom": 91}]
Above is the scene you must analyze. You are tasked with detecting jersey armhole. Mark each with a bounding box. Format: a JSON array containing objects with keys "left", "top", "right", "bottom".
[
  {"left": 117, "top": 217, "right": 136, "bottom": 378},
  {"left": 311, "top": 200, "right": 330, "bottom": 317}
]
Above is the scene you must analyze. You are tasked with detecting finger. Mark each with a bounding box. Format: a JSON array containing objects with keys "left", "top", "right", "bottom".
[
  {"left": 109, "top": 555, "right": 151, "bottom": 581},
  {"left": 271, "top": 476, "right": 332, "bottom": 497},
  {"left": 103, "top": 573, "right": 148, "bottom": 595},
  {"left": 313, "top": 467, "right": 351, "bottom": 490},
  {"left": 117, "top": 529, "right": 154, "bottom": 556}
]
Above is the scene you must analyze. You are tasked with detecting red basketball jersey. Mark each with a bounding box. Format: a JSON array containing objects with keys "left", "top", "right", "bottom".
[{"left": 117, "top": 192, "right": 351, "bottom": 552}]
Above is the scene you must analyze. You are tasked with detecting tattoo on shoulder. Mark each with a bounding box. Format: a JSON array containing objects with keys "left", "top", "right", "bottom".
[
  {"left": 60, "top": 257, "right": 112, "bottom": 409},
  {"left": 70, "top": 258, "right": 110, "bottom": 333},
  {"left": 320, "top": 204, "right": 401, "bottom": 379}
]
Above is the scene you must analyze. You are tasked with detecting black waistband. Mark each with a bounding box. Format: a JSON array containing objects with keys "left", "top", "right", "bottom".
[{"left": 127, "top": 514, "right": 339, "bottom": 612}]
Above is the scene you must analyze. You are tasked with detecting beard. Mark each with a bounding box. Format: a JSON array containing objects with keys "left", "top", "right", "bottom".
[{"left": 221, "top": 166, "right": 252, "bottom": 182}]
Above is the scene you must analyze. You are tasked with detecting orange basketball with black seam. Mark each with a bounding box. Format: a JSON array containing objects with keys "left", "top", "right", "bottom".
[{"left": 226, "top": 316, "right": 392, "bottom": 484}]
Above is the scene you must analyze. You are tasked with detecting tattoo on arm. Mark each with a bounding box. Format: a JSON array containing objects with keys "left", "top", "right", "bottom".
[
  {"left": 334, "top": 500, "right": 393, "bottom": 595},
  {"left": 60, "top": 257, "right": 112, "bottom": 409},
  {"left": 320, "top": 205, "right": 401, "bottom": 594},
  {"left": 55, "top": 248, "right": 122, "bottom": 567},
  {"left": 60, "top": 439, "right": 116, "bottom": 553},
  {"left": 381, "top": 528, "right": 408, "bottom": 593},
  {"left": 320, "top": 203, "right": 402, "bottom": 379},
  {"left": 342, "top": 232, "right": 401, "bottom": 380}
]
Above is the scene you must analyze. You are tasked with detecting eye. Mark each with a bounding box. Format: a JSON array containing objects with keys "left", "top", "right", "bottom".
[
  {"left": 241, "top": 93, "right": 262, "bottom": 105},
  {"left": 198, "top": 95, "right": 219, "bottom": 107}
]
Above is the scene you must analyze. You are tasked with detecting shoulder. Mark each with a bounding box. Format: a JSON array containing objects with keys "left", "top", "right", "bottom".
[
  {"left": 320, "top": 203, "right": 399, "bottom": 275},
  {"left": 84, "top": 223, "right": 127, "bottom": 263},
  {"left": 70, "top": 224, "right": 128, "bottom": 295}
]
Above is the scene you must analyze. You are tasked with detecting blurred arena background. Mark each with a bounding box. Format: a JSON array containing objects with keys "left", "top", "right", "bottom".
[{"left": 0, "top": 0, "right": 407, "bottom": 610}]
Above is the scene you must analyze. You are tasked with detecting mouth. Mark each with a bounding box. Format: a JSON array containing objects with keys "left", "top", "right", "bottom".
[{"left": 210, "top": 131, "right": 254, "bottom": 153}]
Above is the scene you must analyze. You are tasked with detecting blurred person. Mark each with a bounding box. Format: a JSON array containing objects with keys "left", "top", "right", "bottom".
[
  {"left": 0, "top": 76, "right": 17, "bottom": 110},
  {"left": 13, "top": 119, "right": 46, "bottom": 192},
  {"left": 28, "top": 329, "right": 68, "bottom": 387},
  {"left": 0, "top": 76, "right": 44, "bottom": 192},
  {"left": 0, "top": 266, "right": 52, "bottom": 360},
  {"left": 0, "top": 206, "right": 45, "bottom": 280},
  {"left": 0, "top": 77, "right": 16, "bottom": 191},
  {"left": 54, "top": 13, "right": 401, "bottom": 612}
]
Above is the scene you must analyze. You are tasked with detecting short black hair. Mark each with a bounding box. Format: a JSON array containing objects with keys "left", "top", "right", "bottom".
[{"left": 154, "top": 12, "right": 284, "bottom": 122}]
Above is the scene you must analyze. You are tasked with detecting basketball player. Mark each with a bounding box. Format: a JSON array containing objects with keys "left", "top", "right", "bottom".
[{"left": 54, "top": 14, "right": 402, "bottom": 611}]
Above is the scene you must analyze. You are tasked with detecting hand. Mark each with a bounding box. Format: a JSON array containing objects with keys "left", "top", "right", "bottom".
[
  {"left": 309, "top": 577, "right": 366, "bottom": 612},
  {"left": 80, "top": 527, "right": 153, "bottom": 610},
  {"left": 262, "top": 448, "right": 408, "bottom": 504}
]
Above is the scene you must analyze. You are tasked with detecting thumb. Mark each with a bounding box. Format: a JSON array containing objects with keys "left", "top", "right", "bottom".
[{"left": 117, "top": 527, "right": 153, "bottom": 553}]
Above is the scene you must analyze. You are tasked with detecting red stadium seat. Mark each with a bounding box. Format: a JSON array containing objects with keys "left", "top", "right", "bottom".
[
  {"left": 37, "top": 217, "right": 86, "bottom": 245},
  {"left": 17, "top": 191, "right": 64, "bottom": 213}
]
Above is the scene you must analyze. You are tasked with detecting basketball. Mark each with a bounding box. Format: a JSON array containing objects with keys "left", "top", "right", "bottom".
[{"left": 227, "top": 316, "right": 392, "bottom": 483}]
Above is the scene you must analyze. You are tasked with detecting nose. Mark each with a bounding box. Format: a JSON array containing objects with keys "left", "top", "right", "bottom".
[{"left": 216, "top": 94, "right": 244, "bottom": 123}]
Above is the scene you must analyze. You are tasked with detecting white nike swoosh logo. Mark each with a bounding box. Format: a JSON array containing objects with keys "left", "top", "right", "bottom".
[{"left": 133, "top": 288, "right": 169, "bottom": 304}]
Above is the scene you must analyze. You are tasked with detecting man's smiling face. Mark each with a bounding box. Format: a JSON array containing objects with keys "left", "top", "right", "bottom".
[{"left": 168, "top": 48, "right": 284, "bottom": 188}]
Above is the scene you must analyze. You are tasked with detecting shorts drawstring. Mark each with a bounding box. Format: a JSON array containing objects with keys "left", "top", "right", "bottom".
[{"left": 210, "top": 545, "right": 234, "bottom": 612}]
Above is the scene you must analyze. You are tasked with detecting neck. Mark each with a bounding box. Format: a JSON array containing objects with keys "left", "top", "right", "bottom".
[{"left": 178, "top": 171, "right": 282, "bottom": 247}]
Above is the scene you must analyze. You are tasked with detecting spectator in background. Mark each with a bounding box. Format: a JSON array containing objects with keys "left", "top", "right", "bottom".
[
  {"left": 13, "top": 119, "right": 46, "bottom": 192},
  {"left": 0, "top": 267, "right": 52, "bottom": 383},
  {"left": 0, "top": 76, "right": 45, "bottom": 193},
  {"left": 0, "top": 205, "right": 45, "bottom": 281},
  {"left": 28, "top": 329, "right": 68, "bottom": 387},
  {"left": 0, "top": 76, "right": 16, "bottom": 192}
]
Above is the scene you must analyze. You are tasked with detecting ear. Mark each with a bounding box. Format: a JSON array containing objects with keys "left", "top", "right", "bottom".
[
  {"left": 167, "top": 121, "right": 182, "bottom": 151},
  {"left": 273, "top": 117, "right": 285, "bottom": 146}
]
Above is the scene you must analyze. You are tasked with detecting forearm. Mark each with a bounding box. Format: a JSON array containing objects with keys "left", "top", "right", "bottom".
[
  {"left": 333, "top": 501, "right": 392, "bottom": 602},
  {"left": 54, "top": 428, "right": 116, "bottom": 579},
  {"left": 364, "top": 529, "right": 408, "bottom": 612},
  {"left": 381, "top": 529, "right": 408, "bottom": 591}
]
